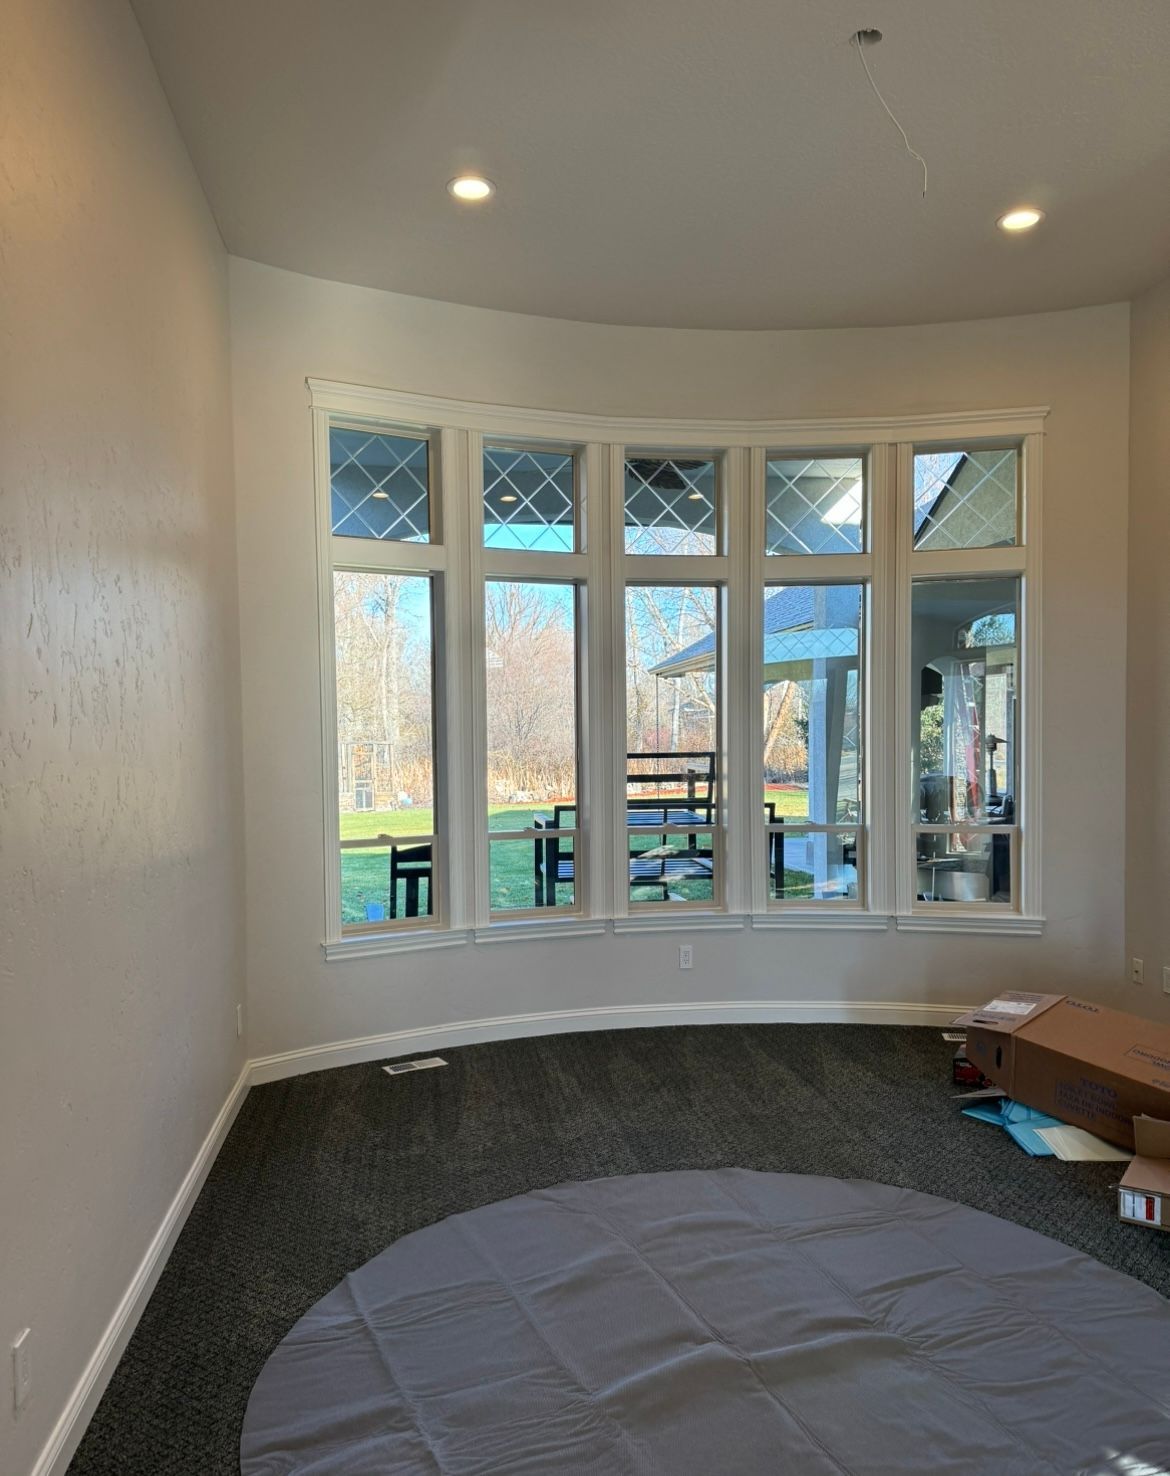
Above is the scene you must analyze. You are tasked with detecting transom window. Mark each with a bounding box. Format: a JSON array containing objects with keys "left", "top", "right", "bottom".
[{"left": 311, "top": 382, "right": 1043, "bottom": 950}]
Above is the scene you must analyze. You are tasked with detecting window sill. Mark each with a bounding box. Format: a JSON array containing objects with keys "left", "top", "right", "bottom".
[
  {"left": 474, "top": 919, "right": 608, "bottom": 945},
  {"left": 751, "top": 911, "right": 889, "bottom": 932},
  {"left": 322, "top": 909, "right": 1045, "bottom": 958},
  {"left": 895, "top": 912, "right": 1045, "bottom": 937},
  {"left": 612, "top": 913, "right": 745, "bottom": 935},
  {"left": 323, "top": 928, "right": 470, "bottom": 962}
]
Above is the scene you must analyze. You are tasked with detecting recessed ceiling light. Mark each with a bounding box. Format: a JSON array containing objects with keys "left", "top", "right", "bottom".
[
  {"left": 371, "top": 490, "right": 390, "bottom": 500},
  {"left": 499, "top": 493, "right": 518, "bottom": 503},
  {"left": 448, "top": 174, "right": 495, "bottom": 202},
  {"left": 997, "top": 206, "right": 1044, "bottom": 233},
  {"left": 686, "top": 492, "right": 703, "bottom": 501}
]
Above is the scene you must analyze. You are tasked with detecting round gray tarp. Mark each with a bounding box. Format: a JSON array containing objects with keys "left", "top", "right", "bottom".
[{"left": 241, "top": 1169, "right": 1170, "bottom": 1474}]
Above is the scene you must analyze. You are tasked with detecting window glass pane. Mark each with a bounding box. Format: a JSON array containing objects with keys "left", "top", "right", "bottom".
[
  {"left": 765, "top": 456, "right": 865, "bottom": 555},
  {"left": 768, "top": 830, "right": 858, "bottom": 902},
  {"left": 629, "top": 829, "right": 716, "bottom": 906},
  {"left": 763, "top": 585, "right": 862, "bottom": 825},
  {"left": 486, "top": 581, "right": 577, "bottom": 823},
  {"left": 626, "top": 584, "right": 717, "bottom": 765},
  {"left": 341, "top": 838, "right": 435, "bottom": 925},
  {"left": 483, "top": 445, "right": 576, "bottom": 553},
  {"left": 916, "top": 832, "right": 1012, "bottom": 905},
  {"left": 913, "top": 447, "right": 1018, "bottom": 551},
  {"left": 625, "top": 585, "right": 719, "bottom": 906},
  {"left": 912, "top": 578, "right": 1018, "bottom": 825},
  {"left": 330, "top": 426, "right": 430, "bottom": 542},
  {"left": 624, "top": 456, "right": 717, "bottom": 555},
  {"left": 493, "top": 836, "right": 576, "bottom": 913},
  {"left": 335, "top": 571, "right": 435, "bottom": 929}
]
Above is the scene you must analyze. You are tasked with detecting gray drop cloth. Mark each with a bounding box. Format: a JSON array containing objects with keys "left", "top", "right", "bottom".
[{"left": 241, "top": 1169, "right": 1170, "bottom": 1475}]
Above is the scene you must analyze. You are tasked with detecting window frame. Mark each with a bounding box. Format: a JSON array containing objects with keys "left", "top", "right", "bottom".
[
  {"left": 894, "top": 436, "right": 1040, "bottom": 925},
  {"left": 310, "top": 381, "right": 1046, "bottom": 955}
]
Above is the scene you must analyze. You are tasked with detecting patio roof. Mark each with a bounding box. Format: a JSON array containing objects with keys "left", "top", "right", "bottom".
[{"left": 650, "top": 585, "right": 861, "bottom": 680}]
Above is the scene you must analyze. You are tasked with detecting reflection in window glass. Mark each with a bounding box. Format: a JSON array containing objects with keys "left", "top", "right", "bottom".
[
  {"left": 765, "top": 456, "right": 865, "bottom": 556},
  {"left": 483, "top": 446, "right": 576, "bottom": 553},
  {"left": 762, "top": 585, "right": 862, "bottom": 825},
  {"left": 330, "top": 427, "right": 430, "bottom": 542},
  {"left": 916, "top": 832, "right": 1011, "bottom": 905},
  {"left": 912, "top": 576, "right": 1017, "bottom": 907},
  {"left": 624, "top": 456, "right": 717, "bottom": 555},
  {"left": 628, "top": 828, "right": 716, "bottom": 906},
  {"left": 769, "top": 830, "right": 858, "bottom": 902},
  {"left": 335, "top": 571, "right": 435, "bottom": 928},
  {"left": 913, "top": 448, "right": 1018, "bottom": 551}
]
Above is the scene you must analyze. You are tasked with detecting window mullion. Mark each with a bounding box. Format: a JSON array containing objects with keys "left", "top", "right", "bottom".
[
  {"left": 438, "top": 426, "right": 479, "bottom": 930},
  {"left": 893, "top": 441, "right": 915, "bottom": 916},
  {"left": 313, "top": 408, "right": 344, "bottom": 942},
  {"left": 583, "top": 441, "right": 614, "bottom": 920},
  {"left": 1021, "top": 430, "right": 1043, "bottom": 919},
  {"left": 866, "top": 442, "right": 894, "bottom": 917},
  {"left": 722, "top": 446, "right": 757, "bottom": 915},
  {"left": 607, "top": 444, "right": 631, "bottom": 919}
]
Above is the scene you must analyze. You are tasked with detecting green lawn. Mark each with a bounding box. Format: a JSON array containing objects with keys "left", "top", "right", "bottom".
[{"left": 339, "top": 787, "right": 815, "bottom": 923}]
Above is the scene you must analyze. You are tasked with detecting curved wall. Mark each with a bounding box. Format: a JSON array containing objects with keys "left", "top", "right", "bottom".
[{"left": 229, "top": 257, "right": 1130, "bottom": 1067}]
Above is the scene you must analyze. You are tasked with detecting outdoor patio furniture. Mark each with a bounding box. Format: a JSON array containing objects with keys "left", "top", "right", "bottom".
[
  {"left": 532, "top": 797, "right": 717, "bottom": 906},
  {"left": 390, "top": 841, "right": 433, "bottom": 918}
]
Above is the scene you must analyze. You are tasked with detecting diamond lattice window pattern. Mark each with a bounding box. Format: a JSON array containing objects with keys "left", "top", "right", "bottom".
[
  {"left": 765, "top": 457, "right": 864, "bottom": 556},
  {"left": 483, "top": 447, "right": 575, "bottom": 552},
  {"left": 914, "top": 449, "right": 1018, "bottom": 551},
  {"left": 330, "top": 427, "right": 430, "bottom": 542},
  {"left": 624, "top": 458, "right": 717, "bottom": 555}
]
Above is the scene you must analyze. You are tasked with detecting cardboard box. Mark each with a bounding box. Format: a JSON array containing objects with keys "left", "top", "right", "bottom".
[
  {"left": 1118, "top": 1116, "right": 1170, "bottom": 1232},
  {"left": 953, "top": 992, "right": 1170, "bottom": 1150}
]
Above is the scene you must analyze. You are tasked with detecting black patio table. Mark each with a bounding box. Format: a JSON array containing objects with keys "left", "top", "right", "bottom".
[{"left": 532, "top": 803, "right": 715, "bottom": 906}]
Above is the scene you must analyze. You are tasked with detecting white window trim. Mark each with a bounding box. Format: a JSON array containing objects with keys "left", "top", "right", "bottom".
[{"left": 310, "top": 379, "right": 1047, "bottom": 952}]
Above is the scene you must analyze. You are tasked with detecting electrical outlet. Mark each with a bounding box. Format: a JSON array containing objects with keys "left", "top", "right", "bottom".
[
  {"left": 12, "top": 1329, "right": 31, "bottom": 1415},
  {"left": 1131, "top": 957, "right": 1145, "bottom": 985},
  {"left": 1163, "top": 966, "right": 1170, "bottom": 997},
  {"left": 236, "top": 1003, "right": 244, "bottom": 1039},
  {"left": 679, "top": 943, "right": 693, "bottom": 971}
]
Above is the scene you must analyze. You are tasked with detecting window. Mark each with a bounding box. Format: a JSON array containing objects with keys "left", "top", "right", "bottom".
[
  {"left": 912, "top": 577, "right": 1018, "bottom": 907},
  {"left": 625, "top": 585, "right": 720, "bottom": 908},
  {"left": 766, "top": 455, "right": 865, "bottom": 556},
  {"left": 486, "top": 580, "right": 580, "bottom": 914},
  {"left": 483, "top": 445, "right": 577, "bottom": 553},
  {"left": 763, "top": 584, "right": 863, "bottom": 903},
  {"left": 335, "top": 571, "right": 438, "bottom": 930},
  {"left": 913, "top": 446, "right": 1018, "bottom": 551},
  {"left": 330, "top": 426, "right": 432, "bottom": 542},
  {"left": 312, "top": 381, "right": 1042, "bottom": 951},
  {"left": 624, "top": 455, "right": 719, "bottom": 555}
]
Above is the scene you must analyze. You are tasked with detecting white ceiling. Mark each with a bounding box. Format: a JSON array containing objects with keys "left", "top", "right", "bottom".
[{"left": 131, "top": 0, "right": 1170, "bottom": 330}]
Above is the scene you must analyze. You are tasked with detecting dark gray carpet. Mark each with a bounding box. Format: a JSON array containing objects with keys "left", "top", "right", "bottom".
[{"left": 67, "top": 1024, "right": 1170, "bottom": 1475}]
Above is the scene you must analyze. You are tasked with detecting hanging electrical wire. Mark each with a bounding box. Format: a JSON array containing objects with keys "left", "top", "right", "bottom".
[{"left": 851, "top": 29, "right": 928, "bottom": 199}]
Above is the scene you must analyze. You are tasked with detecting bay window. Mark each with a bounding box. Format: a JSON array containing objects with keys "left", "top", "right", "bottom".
[{"left": 310, "top": 381, "right": 1043, "bottom": 953}]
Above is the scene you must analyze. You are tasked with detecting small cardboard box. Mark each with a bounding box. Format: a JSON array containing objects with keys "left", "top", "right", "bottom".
[
  {"left": 953, "top": 992, "right": 1170, "bottom": 1150},
  {"left": 1118, "top": 1116, "right": 1170, "bottom": 1232}
]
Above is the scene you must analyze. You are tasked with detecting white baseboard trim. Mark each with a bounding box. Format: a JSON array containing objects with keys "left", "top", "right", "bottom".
[
  {"left": 248, "top": 999, "right": 969, "bottom": 1084},
  {"left": 30, "top": 1065, "right": 251, "bottom": 1476}
]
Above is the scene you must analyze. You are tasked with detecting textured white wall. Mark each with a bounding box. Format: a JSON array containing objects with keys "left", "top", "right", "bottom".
[
  {"left": 1126, "top": 275, "right": 1170, "bottom": 1019},
  {"left": 229, "top": 259, "right": 1131, "bottom": 1062},
  {"left": 0, "top": 3, "right": 244, "bottom": 1472}
]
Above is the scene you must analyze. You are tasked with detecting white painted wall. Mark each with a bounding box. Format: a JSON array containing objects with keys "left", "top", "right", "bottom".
[
  {"left": 0, "top": 3, "right": 244, "bottom": 1472},
  {"left": 1126, "top": 274, "right": 1170, "bottom": 1019},
  {"left": 230, "top": 258, "right": 1130, "bottom": 1063}
]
